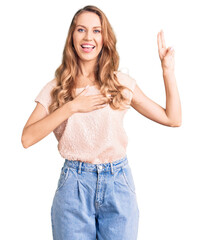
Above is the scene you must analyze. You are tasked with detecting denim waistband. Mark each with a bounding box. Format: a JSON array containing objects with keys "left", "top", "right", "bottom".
[{"left": 64, "top": 155, "right": 128, "bottom": 174}]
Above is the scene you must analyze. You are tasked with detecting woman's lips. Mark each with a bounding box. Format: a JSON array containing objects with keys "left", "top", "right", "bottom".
[{"left": 81, "top": 45, "right": 95, "bottom": 53}]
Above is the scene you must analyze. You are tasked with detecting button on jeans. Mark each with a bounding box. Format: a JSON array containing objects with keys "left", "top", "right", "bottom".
[{"left": 51, "top": 155, "right": 139, "bottom": 240}]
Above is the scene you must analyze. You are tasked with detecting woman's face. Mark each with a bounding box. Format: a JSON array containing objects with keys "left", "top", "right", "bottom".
[{"left": 72, "top": 11, "right": 103, "bottom": 63}]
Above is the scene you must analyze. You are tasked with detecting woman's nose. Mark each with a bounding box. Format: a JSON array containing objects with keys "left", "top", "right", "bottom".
[{"left": 84, "top": 31, "right": 93, "bottom": 40}]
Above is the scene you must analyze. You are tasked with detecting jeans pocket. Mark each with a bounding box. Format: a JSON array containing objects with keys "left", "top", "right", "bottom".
[
  {"left": 56, "top": 164, "right": 71, "bottom": 192},
  {"left": 121, "top": 164, "right": 136, "bottom": 194}
]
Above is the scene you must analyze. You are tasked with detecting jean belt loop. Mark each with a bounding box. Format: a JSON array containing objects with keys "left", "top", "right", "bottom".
[
  {"left": 78, "top": 161, "right": 82, "bottom": 174},
  {"left": 110, "top": 162, "right": 114, "bottom": 175}
]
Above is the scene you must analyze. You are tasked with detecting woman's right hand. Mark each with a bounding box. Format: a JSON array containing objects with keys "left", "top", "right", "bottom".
[{"left": 70, "top": 86, "right": 109, "bottom": 113}]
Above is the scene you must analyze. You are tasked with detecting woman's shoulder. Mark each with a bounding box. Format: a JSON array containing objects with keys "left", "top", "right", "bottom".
[
  {"left": 35, "top": 78, "right": 57, "bottom": 103},
  {"left": 38, "top": 77, "right": 57, "bottom": 94},
  {"left": 46, "top": 77, "right": 57, "bottom": 88},
  {"left": 113, "top": 70, "right": 136, "bottom": 91}
]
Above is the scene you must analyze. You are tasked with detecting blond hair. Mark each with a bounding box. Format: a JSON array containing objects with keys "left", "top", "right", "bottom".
[{"left": 49, "top": 5, "right": 133, "bottom": 114}]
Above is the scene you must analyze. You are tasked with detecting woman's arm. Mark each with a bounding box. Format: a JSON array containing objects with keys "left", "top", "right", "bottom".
[
  {"left": 162, "top": 69, "right": 181, "bottom": 126},
  {"left": 21, "top": 87, "right": 109, "bottom": 148},
  {"left": 130, "top": 70, "right": 181, "bottom": 127},
  {"left": 21, "top": 101, "right": 75, "bottom": 148},
  {"left": 130, "top": 30, "right": 181, "bottom": 127}
]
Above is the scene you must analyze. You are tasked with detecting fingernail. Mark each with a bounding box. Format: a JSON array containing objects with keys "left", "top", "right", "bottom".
[
  {"left": 170, "top": 47, "right": 174, "bottom": 51},
  {"left": 85, "top": 85, "right": 89, "bottom": 89}
]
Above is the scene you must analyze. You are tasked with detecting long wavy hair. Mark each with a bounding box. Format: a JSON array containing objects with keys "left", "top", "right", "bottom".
[{"left": 49, "top": 5, "right": 133, "bottom": 114}]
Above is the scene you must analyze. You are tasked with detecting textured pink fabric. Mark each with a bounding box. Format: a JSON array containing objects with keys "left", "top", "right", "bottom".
[{"left": 34, "top": 71, "right": 136, "bottom": 164}]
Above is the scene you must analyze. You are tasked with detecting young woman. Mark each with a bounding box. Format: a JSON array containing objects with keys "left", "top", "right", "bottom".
[{"left": 21, "top": 5, "right": 181, "bottom": 240}]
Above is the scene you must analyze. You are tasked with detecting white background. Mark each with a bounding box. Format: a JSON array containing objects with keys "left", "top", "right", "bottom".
[{"left": 1, "top": 0, "right": 203, "bottom": 239}]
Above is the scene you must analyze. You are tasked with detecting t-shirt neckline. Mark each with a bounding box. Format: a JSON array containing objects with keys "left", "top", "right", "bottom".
[{"left": 75, "top": 85, "right": 100, "bottom": 90}]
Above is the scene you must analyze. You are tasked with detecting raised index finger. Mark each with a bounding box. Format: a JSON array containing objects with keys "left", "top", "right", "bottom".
[
  {"left": 160, "top": 29, "right": 166, "bottom": 49},
  {"left": 157, "top": 31, "right": 162, "bottom": 51}
]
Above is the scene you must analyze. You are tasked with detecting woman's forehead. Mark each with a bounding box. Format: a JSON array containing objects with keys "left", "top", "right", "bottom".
[{"left": 75, "top": 12, "right": 101, "bottom": 27}]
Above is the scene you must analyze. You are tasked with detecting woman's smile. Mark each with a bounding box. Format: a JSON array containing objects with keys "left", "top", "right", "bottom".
[{"left": 81, "top": 44, "right": 96, "bottom": 53}]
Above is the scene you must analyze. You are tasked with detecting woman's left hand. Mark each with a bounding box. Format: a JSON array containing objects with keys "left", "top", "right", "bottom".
[{"left": 157, "top": 30, "right": 175, "bottom": 72}]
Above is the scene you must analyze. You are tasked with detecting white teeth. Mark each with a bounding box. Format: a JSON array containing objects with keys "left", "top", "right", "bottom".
[{"left": 81, "top": 45, "right": 95, "bottom": 48}]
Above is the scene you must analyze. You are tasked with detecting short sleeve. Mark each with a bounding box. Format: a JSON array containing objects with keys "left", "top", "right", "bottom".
[
  {"left": 34, "top": 78, "right": 56, "bottom": 115},
  {"left": 114, "top": 70, "right": 136, "bottom": 91},
  {"left": 130, "top": 76, "right": 137, "bottom": 93},
  {"left": 114, "top": 70, "right": 137, "bottom": 103}
]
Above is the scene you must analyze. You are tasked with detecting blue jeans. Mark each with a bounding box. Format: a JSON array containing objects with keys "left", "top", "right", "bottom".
[{"left": 51, "top": 155, "right": 139, "bottom": 240}]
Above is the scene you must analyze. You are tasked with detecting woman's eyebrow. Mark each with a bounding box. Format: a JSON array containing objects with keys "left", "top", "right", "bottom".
[{"left": 76, "top": 24, "right": 101, "bottom": 28}]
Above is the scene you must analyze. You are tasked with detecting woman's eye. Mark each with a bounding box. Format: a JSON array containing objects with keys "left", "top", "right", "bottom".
[{"left": 77, "top": 28, "right": 101, "bottom": 33}]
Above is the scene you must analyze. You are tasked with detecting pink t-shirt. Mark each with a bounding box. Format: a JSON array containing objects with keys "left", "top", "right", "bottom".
[{"left": 34, "top": 71, "right": 136, "bottom": 164}]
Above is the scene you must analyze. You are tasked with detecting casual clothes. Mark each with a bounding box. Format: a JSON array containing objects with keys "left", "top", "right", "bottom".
[
  {"left": 51, "top": 155, "right": 139, "bottom": 240},
  {"left": 35, "top": 70, "right": 139, "bottom": 239},
  {"left": 34, "top": 71, "right": 137, "bottom": 164}
]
